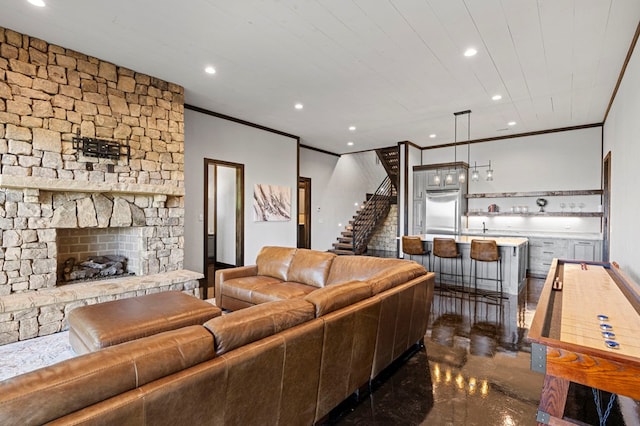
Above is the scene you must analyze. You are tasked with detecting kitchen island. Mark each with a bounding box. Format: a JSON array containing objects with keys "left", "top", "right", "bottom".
[{"left": 407, "top": 234, "right": 529, "bottom": 295}]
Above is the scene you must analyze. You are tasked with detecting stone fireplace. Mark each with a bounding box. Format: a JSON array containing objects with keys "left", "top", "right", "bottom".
[{"left": 0, "top": 26, "right": 203, "bottom": 345}]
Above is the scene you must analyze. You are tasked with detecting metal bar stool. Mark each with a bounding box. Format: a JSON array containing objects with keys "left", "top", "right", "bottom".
[
  {"left": 432, "top": 238, "right": 463, "bottom": 290},
  {"left": 469, "top": 239, "right": 503, "bottom": 300},
  {"left": 401, "top": 235, "right": 430, "bottom": 270}
]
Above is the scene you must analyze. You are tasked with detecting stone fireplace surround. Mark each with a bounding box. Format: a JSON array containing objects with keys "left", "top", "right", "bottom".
[
  {"left": 0, "top": 178, "right": 202, "bottom": 346},
  {"left": 0, "top": 26, "right": 203, "bottom": 345}
]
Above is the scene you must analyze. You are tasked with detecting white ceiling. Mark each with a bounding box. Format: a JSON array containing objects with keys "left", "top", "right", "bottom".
[{"left": 2, "top": 1, "right": 639, "bottom": 154}]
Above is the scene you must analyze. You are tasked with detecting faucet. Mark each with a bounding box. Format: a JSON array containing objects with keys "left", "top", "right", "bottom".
[{"left": 482, "top": 221, "right": 487, "bottom": 234}]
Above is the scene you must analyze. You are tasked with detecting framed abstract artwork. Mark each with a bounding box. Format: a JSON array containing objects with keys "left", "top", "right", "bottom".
[{"left": 253, "top": 184, "right": 291, "bottom": 222}]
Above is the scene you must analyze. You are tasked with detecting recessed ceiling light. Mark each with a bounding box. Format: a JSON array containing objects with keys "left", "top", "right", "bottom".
[
  {"left": 508, "top": 121, "right": 516, "bottom": 126},
  {"left": 347, "top": 141, "right": 354, "bottom": 146},
  {"left": 348, "top": 126, "right": 356, "bottom": 131},
  {"left": 429, "top": 134, "right": 436, "bottom": 138},
  {"left": 28, "top": 0, "right": 46, "bottom": 6},
  {"left": 492, "top": 94, "right": 502, "bottom": 101},
  {"left": 204, "top": 66, "right": 216, "bottom": 75},
  {"left": 294, "top": 103, "right": 304, "bottom": 110},
  {"left": 464, "top": 47, "right": 477, "bottom": 57}
]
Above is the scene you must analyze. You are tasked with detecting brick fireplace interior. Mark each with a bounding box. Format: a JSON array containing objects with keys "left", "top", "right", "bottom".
[{"left": 56, "top": 227, "right": 144, "bottom": 283}]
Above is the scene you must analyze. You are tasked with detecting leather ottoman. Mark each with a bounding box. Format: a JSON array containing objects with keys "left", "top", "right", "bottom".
[{"left": 68, "top": 291, "right": 222, "bottom": 354}]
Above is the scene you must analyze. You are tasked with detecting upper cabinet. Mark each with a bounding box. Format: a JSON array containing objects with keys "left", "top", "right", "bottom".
[
  {"left": 426, "top": 169, "right": 466, "bottom": 190},
  {"left": 414, "top": 162, "right": 469, "bottom": 192}
]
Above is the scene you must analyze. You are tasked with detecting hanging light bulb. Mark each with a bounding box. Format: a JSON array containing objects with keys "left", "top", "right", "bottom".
[
  {"left": 471, "top": 168, "right": 480, "bottom": 181},
  {"left": 434, "top": 173, "right": 441, "bottom": 185},
  {"left": 486, "top": 161, "right": 493, "bottom": 181},
  {"left": 458, "top": 169, "right": 466, "bottom": 183},
  {"left": 471, "top": 161, "right": 479, "bottom": 181},
  {"left": 445, "top": 171, "right": 454, "bottom": 185}
]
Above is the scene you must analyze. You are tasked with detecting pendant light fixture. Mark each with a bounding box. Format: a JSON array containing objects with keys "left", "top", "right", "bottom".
[
  {"left": 453, "top": 110, "right": 471, "bottom": 184},
  {"left": 461, "top": 110, "right": 494, "bottom": 182}
]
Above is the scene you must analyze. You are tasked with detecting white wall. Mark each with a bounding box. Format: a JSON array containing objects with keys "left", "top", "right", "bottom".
[
  {"left": 300, "top": 148, "right": 387, "bottom": 251},
  {"left": 603, "top": 38, "right": 640, "bottom": 282},
  {"left": 423, "top": 128, "right": 601, "bottom": 192},
  {"left": 184, "top": 109, "right": 298, "bottom": 271},
  {"left": 421, "top": 127, "right": 603, "bottom": 235}
]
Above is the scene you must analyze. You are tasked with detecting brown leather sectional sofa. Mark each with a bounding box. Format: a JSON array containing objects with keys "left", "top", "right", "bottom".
[{"left": 0, "top": 247, "right": 434, "bottom": 425}]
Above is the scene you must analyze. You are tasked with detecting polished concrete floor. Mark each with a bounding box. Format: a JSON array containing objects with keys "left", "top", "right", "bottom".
[{"left": 325, "top": 276, "right": 640, "bottom": 425}]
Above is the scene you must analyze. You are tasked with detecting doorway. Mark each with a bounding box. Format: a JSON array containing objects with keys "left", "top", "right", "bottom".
[
  {"left": 298, "top": 177, "right": 311, "bottom": 249},
  {"left": 602, "top": 152, "right": 611, "bottom": 262},
  {"left": 204, "top": 159, "right": 244, "bottom": 299}
]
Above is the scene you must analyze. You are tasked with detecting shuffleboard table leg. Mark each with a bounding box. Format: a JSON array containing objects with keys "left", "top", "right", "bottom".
[{"left": 536, "top": 374, "right": 570, "bottom": 425}]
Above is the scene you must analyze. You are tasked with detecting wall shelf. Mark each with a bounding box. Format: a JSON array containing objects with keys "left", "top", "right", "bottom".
[
  {"left": 466, "top": 189, "right": 602, "bottom": 199},
  {"left": 466, "top": 211, "right": 603, "bottom": 217}
]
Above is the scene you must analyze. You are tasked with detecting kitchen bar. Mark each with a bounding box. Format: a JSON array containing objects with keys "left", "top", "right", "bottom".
[{"left": 406, "top": 234, "right": 529, "bottom": 295}]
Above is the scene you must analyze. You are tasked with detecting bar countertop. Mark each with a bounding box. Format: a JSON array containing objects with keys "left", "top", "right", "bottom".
[{"left": 411, "top": 234, "right": 529, "bottom": 247}]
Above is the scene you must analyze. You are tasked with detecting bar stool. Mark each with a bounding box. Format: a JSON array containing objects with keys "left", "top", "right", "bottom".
[
  {"left": 401, "top": 236, "right": 430, "bottom": 270},
  {"left": 432, "top": 238, "right": 463, "bottom": 290},
  {"left": 469, "top": 239, "right": 503, "bottom": 300}
]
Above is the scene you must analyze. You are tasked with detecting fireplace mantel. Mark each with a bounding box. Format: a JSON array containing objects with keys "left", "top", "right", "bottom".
[{"left": 0, "top": 175, "right": 184, "bottom": 196}]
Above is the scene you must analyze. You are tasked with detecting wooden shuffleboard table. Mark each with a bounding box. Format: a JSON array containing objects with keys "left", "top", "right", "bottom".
[{"left": 528, "top": 258, "right": 640, "bottom": 425}]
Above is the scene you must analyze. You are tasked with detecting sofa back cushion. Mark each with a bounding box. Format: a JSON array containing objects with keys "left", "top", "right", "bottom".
[
  {"left": 304, "top": 280, "right": 372, "bottom": 316},
  {"left": 0, "top": 326, "right": 214, "bottom": 426},
  {"left": 204, "top": 298, "right": 315, "bottom": 355},
  {"left": 287, "top": 249, "right": 337, "bottom": 288},
  {"left": 256, "top": 246, "right": 297, "bottom": 280},
  {"left": 326, "top": 256, "right": 425, "bottom": 291},
  {"left": 368, "top": 262, "right": 428, "bottom": 294}
]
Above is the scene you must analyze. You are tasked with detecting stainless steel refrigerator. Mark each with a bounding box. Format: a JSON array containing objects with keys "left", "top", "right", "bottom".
[{"left": 424, "top": 190, "right": 465, "bottom": 235}]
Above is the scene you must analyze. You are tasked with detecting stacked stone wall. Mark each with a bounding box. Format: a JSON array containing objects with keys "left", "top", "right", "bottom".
[
  {"left": 367, "top": 204, "right": 398, "bottom": 253},
  {"left": 0, "top": 26, "right": 193, "bottom": 345},
  {"left": 0, "top": 26, "right": 185, "bottom": 186}
]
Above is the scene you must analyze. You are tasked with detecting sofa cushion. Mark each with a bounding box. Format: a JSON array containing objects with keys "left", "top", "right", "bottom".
[
  {"left": 368, "top": 262, "right": 427, "bottom": 295},
  {"left": 204, "top": 298, "right": 315, "bottom": 355},
  {"left": 0, "top": 326, "right": 214, "bottom": 426},
  {"left": 325, "top": 256, "right": 407, "bottom": 285},
  {"left": 250, "top": 281, "right": 317, "bottom": 304},
  {"left": 304, "top": 280, "right": 372, "bottom": 317},
  {"left": 287, "top": 249, "right": 337, "bottom": 288},
  {"left": 326, "top": 256, "right": 425, "bottom": 292},
  {"left": 256, "top": 246, "right": 297, "bottom": 280},
  {"left": 220, "top": 275, "right": 283, "bottom": 302}
]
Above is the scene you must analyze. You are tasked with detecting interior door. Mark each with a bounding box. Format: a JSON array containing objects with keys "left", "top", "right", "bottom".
[
  {"left": 204, "top": 159, "right": 244, "bottom": 299},
  {"left": 602, "top": 152, "right": 611, "bottom": 261},
  {"left": 297, "top": 177, "right": 311, "bottom": 248}
]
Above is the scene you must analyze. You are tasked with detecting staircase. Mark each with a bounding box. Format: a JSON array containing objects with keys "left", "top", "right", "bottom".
[
  {"left": 332, "top": 176, "right": 396, "bottom": 255},
  {"left": 376, "top": 146, "right": 399, "bottom": 186},
  {"left": 331, "top": 147, "right": 399, "bottom": 255}
]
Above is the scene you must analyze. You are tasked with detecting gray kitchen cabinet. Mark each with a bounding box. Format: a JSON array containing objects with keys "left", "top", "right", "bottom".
[
  {"left": 426, "top": 168, "right": 465, "bottom": 190},
  {"left": 413, "top": 170, "right": 427, "bottom": 200},
  {"left": 528, "top": 237, "right": 603, "bottom": 277},
  {"left": 527, "top": 238, "right": 569, "bottom": 277},
  {"left": 412, "top": 199, "right": 424, "bottom": 235},
  {"left": 569, "top": 239, "right": 602, "bottom": 262},
  {"left": 412, "top": 170, "right": 427, "bottom": 234}
]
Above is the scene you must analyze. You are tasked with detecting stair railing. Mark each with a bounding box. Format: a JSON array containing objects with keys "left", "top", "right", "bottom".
[{"left": 352, "top": 176, "right": 394, "bottom": 255}]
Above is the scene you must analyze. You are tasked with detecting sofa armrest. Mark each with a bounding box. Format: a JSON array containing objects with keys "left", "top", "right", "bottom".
[{"left": 215, "top": 265, "right": 258, "bottom": 306}]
